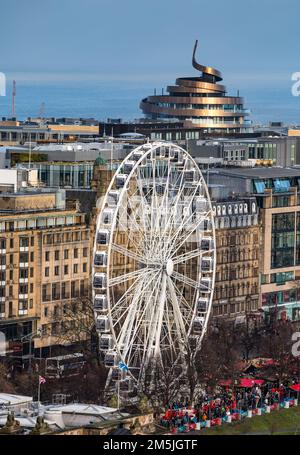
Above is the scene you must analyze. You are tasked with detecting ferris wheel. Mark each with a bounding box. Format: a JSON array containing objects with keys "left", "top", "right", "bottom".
[{"left": 92, "top": 141, "right": 216, "bottom": 391}]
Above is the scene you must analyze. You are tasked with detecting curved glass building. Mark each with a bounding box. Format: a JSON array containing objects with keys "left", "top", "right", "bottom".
[{"left": 140, "top": 41, "right": 252, "bottom": 134}]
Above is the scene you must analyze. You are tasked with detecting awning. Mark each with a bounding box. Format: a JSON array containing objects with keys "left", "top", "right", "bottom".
[
  {"left": 218, "top": 378, "right": 265, "bottom": 388},
  {"left": 290, "top": 384, "right": 300, "bottom": 392}
]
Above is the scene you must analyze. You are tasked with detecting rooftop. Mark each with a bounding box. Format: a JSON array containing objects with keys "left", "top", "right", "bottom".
[{"left": 210, "top": 167, "right": 300, "bottom": 179}]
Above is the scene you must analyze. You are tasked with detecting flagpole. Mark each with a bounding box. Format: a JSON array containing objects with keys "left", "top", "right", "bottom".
[
  {"left": 38, "top": 376, "right": 41, "bottom": 414},
  {"left": 117, "top": 373, "right": 120, "bottom": 411}
]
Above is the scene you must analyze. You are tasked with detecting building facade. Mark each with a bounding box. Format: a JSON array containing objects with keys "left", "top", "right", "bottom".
[
  {"left": 212, "top": 198, "right": 260, "bottom": 321},
  {"left": 0, "top": 190, "right": 91, "bottom": 359},
  {"left": 259, "top": 186, "right": 300, "bottom": 322}
]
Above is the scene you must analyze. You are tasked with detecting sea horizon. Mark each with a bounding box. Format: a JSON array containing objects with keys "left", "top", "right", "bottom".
[{"left": 1, "top": 76, "right": 300, "bottom": 126}]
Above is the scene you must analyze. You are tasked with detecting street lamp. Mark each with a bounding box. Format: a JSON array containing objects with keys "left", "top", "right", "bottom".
[{"left": 21, "top": 328, "right": 42, "bottom": 373}]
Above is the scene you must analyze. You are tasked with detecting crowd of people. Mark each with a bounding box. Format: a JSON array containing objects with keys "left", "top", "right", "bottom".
[{"left": 159, "top": 379, "right": 300, "bottom": 432}]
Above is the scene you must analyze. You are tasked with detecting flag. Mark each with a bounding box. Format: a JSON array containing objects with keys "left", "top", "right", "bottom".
[
  {"left": 39, "top": 375, "right": 46, "bottom": 385},
  {"left": 118, "top": 361, "right": 129, "bottom": 372}
]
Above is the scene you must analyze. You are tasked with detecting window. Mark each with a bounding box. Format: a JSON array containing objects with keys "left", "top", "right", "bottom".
[
  {"left": 30, "top": 252, "right": 34, "bottom": 262},
  {"left": 42, "top": 284, "right": 50, "bottom": 302},
  {"left": 45, "top": 267, "right": 49, "bottom": 277},
  {"left": 44, "top": 307, "right": 48, "bottom": 317},
  {"left": 73, "top": 264, "right": 78, "bottom": 274},
  {"left": 30, "top": 283, "right": 33, "bottom": 293},
  {"left": 19, "top": 300, "right": 28, "bottom": 311},
  {"left": 30, "top": 268, "right": 34, "bottom": 278},
  {"left": 29, "top": 299, "right": 33, "bottom": 309},
  {"left": 64, "top": 265, "right": 69, "bottom": 275},
  {"left": 19, "top": 237, "right": 29, "bottom": 248},
  {"left": 19, "top": 252, "right": 28, "bottom": 263},
  {"left": 74, "top": 248, "right": 78, "bottom": 259},
  {"left": 64, "top": 249, "right": 69, "bottom": 260},
  {"left": 83, "top": 263, "right": 87, "bottom": 273},
  {"left": 52, "top": 283, "right": 60, "bottom": 300},
  {"left": 19, "top": 284, "right": 28, "bottom": 294},
  {"left": 30, "top": 237, "right": 34, "bottom": 246},
  {"left": 83, "top": 247, "right": 88, "bottom": 257},
  {"left": 71, "top": 281, "right": 77, "bottom": 298},
  {"left": 45, "top": 251, "right": 50, "bottom": 261},
  {"left": 19, "top": 268, "right": 28, "bottom": 279},
  {"left": 54, "top": 266, "right": 59, "bottom": 276},
  {"left": 9, "top": 238, "right": 13, "bottom": 249},
  {"left": 55, "top": 250, "right": 60, "bottom": 261},
  {"left": 272, "top": 213, "right": 295, "bottom": 268}
]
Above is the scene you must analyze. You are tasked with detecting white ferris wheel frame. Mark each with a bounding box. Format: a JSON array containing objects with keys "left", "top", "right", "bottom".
[{"left": 92, "top": 141, "right": 216, "bottom": 388}]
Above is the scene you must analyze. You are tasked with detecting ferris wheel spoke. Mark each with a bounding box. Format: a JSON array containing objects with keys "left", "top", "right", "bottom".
[
  {"left": 172, "top": 271, "right": 199, "bottom": 289},
  {"left": 115, "top": 214, "right": 143, "bottom": 253},
  {"left": 118, "top": 196, "right": 149, "bottom": 248},
  {"left": 165, "top": 183, "right": 205, "bottom": 257},
  {"left": 170, "top": 211, "right": 211, "bottom": 260},
  {"left": 109, "top": 268, "right": 149, "bottom": 288},
  {"left": 115, "top": 279, "right": 147, "bottom": 361},
  {"left": 111, "top": 242, "right": 147, "bottom": 265},
  {"left": 172, "top": 247, "right": 214, "bottom": 264},
  {"left": 167, "top": 277, "right": 189, "bottom": 352},
  {"left": 170, "top": 279, "right": 195, "bottom": 316},
  {"left": 119, "top": 271, "right": 161, "bottom": 363},
  {"left": 108, "top": 271, "right": 149, "bottom": 314}
]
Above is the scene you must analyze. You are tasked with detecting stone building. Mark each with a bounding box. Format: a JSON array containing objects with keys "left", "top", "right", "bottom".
[
  {"left": 0, "top": 189, "right": 91, "bottom": 358},
  {"left": 212, "top": 198, "right": 260, "bottom": 321}
]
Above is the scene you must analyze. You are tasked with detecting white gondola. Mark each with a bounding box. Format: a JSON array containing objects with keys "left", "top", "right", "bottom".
[
  {"left": 104, "top": 351, "right": 119, "bottom": 368},
  {"left": 197, "top": 298, "right": 209, "bottom": 313},
  {"left": 119, "top": 377, "right": 134, "bottom": 393},
  {"left": 198, "top": 218, "right": 212, "bottom": 232},
  {"left": 184, "top": 169, "right": 196, "bottom": 183},
  {"left": 96, "top": 229, "right": 110, "bottom": 245},
  {"left": 116, "top": 174, "right": 127, "bottom": 189},
  {"left": 156, "top": 183, "right": 165, "bottom": 195},
  {"left": 193, "top": 316, "right": 205, "bottom": 333},
  {"left": 155, "top": 147, "right": 165, "bottom": 158},
  {"left": 123, "top": 160, "right": 135, "bottom": 173},
  {"left": 200, "top": 277, "right": 211, "bottom": 293},
  {"left": 132, "top": 150, "right": 144, "bottom": 162},
  {"left": 172, "top": 150, "right": 183, "bottom": 164},
  {"left": 99, "top": 334, "right": 114, "bottom": 351},
  {"left": 201, "top": 257, "right": 213, "bottom": 272},
  {"left": 94, "top": 294, "right": 108, "bottom": 311},
  {"left": 102, "top": 208, "right": 115, "bottom": 225},
  {"left": 107, "top": 190, "right": 120, "bottom": 206},
  {"left": 194, "top": 196, "right": 207, "bottom": 213},
  {"left": 201, "top": 237, "right": 214, "bottom": 251},
  {"left": 96, "top": 315, "right": 110, "bottom": 332},
  {"left": 94, "top": 251, "right": 107, "bottom": 267},
  {"left": 93, "top": 273, "right": 107, "bottom": 289},
  {"left": 167, "top": 147, "right": 175, "bottom": 159}
]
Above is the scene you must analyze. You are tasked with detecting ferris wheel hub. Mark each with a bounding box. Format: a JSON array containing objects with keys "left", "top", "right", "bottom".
[{"left": 166, "top": 259, "right": 174, "bottom": 276}]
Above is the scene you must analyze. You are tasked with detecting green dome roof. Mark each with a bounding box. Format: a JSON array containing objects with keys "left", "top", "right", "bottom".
[{"left": 94, "top": 156, "right": 107, "bottom": 165}]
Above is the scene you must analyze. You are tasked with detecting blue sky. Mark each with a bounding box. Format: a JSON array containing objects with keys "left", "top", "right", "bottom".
[{"left": 1, "top": 0, "right": 299, "bottom": 88}]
